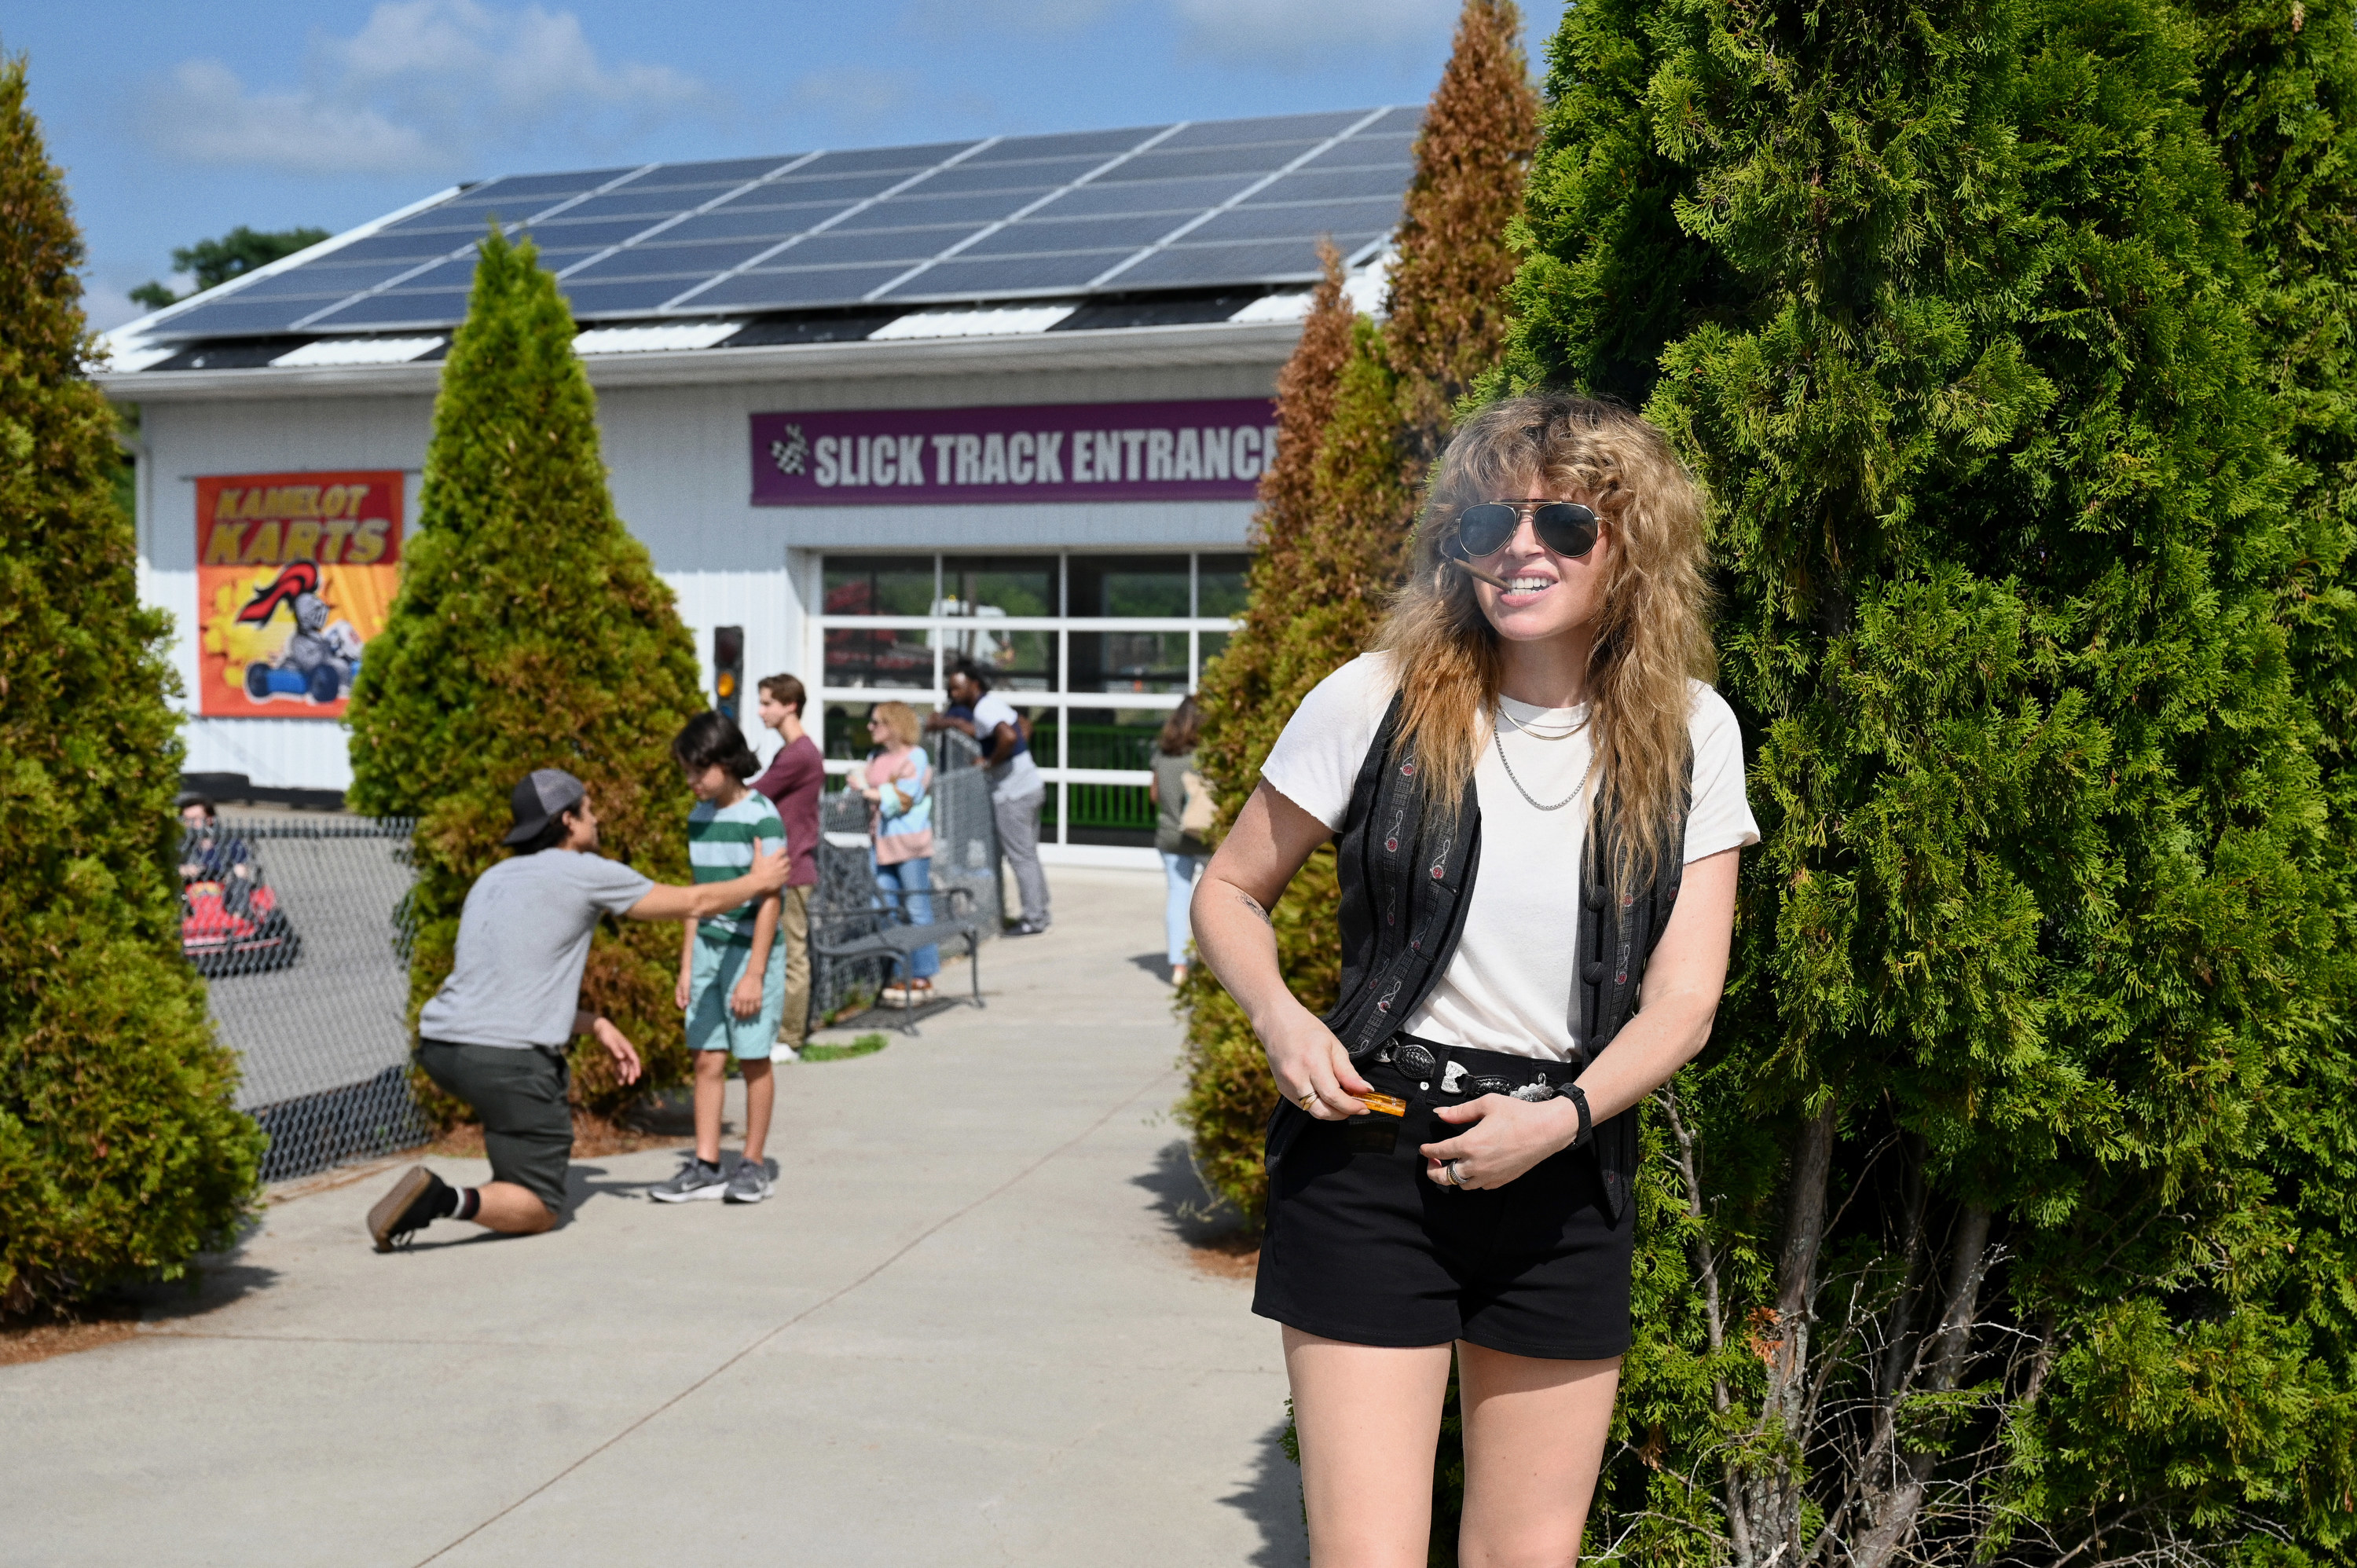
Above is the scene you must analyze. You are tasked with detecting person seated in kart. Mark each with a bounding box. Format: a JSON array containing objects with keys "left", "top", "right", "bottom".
[{"left": 178, "top": 796, "right": 258, "bottom": 894}]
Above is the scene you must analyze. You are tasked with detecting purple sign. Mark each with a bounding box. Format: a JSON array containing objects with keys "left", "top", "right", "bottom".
[{"left": 750, "top": 399, "right": 1278, "bottom": 507}]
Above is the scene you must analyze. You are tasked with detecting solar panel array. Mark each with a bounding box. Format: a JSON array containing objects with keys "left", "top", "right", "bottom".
[{"left": 151, "top": 108, "right": 1419, "bottom": 342}]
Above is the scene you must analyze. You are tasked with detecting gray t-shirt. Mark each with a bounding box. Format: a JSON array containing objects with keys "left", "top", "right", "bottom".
[{"left": 416, "top": 850, "right": 655, "bottom": 1050}]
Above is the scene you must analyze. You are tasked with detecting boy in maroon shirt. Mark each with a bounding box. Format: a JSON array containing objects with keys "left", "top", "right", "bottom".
[{"left": 750, "top": 674, "right": 824, "bottom": 1056}]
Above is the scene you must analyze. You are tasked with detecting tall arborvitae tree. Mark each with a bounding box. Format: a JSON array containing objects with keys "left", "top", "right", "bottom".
[
  {"left": 0, "top": 53, "right": 261, "bottom": 1312},
  {"left": 347, "top": 231, "right": 704, "bottom": 1116},
  {"left": 1501, "top": 2, "right": 2354, "bottom": 1562},
  {"left": 1178, "top": 0, "right": 1540, "bottom": 1223}
]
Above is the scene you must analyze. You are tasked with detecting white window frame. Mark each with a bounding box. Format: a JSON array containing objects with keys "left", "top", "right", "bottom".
[{"left": 807, "top": 550, "right": 1243, "bottom": 846}]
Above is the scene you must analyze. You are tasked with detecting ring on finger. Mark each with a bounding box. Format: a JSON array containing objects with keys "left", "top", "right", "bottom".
[
  {"left": 1448, "top": 1159, "right": 1470, "bottom": 1189},
  {"left": 1298, "top": 1089, "right": 1319, "bottom": 1113}
]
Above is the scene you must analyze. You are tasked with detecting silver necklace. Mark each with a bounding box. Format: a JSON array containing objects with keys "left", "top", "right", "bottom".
[
  {"left": 1493, "top": 718, "right": 1593, "bottom": 812},
  {"left": 1498, "top": 705, "right": 1589, "bottom": 742}
]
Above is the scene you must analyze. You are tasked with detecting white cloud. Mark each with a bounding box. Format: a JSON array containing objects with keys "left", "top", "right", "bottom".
[
  {"left": 790, "top": 66, "right": 919, "bottom": 126},
  {"left": 1168, "top": 0, "right": 1457, "bottom": 67},
  {"left": 152, "top": 59, "right": 441, "bottom": 177},
  {"left": 142, "top": 0, "right": 716, "bottom": 177}
]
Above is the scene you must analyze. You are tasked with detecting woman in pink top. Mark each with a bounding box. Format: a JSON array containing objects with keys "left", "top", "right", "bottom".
[{"left": 856, "top": 702, "right": 937, "bottom": 1003}]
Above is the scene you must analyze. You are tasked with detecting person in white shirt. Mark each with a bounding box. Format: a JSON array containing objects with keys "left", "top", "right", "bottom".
[
  {"left": 1193, "top": 394, "right": 1758, "bottom": 1566},
  {"left": 942, "top": 658, "right": 1050, "bottom": 935}
]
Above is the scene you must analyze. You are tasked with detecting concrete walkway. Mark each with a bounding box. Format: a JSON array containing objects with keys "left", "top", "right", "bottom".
[{"left": 2, "top": 868, "right": 1304, "bottom": 1568}]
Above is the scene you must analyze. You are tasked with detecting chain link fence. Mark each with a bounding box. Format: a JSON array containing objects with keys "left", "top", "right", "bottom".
[
  {"left": 189, "top": 814, "right": 427, "bottom": 1182},
  {"left": 810, "top": 727, "right": 1002, "bottom": 1024}
]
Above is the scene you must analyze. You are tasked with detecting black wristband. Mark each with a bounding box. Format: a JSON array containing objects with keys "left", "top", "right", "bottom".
[{"left": 1564, "top": 1083, "right": 1593, "bottom": 1150}]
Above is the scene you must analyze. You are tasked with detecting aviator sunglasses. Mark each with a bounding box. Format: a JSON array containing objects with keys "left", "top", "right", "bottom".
[{"left": 1444, "top": 500, "right": 1600, "bottom": 562}]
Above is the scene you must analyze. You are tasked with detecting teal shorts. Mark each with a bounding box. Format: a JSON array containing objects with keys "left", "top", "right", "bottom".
[{"left": 687, "top": 933, "right": 787, "bottom": 1060}]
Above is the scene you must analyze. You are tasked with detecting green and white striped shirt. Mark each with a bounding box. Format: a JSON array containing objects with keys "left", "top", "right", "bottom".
[{"left": 687, "top": 793, "right": 784, "bottom": 942}]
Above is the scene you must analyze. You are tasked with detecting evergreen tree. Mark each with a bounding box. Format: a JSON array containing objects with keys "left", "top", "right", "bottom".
[
  {"left": 1178, "top": 0, "right": 1541, "bottom": 1223},
  {"left": 0, "top": 53, "right": 261, "bottom": 1312},
  {"left": 346, "top": 230, "right": 705, "bottom": 1116},
  {"left": 1501, "top": 2, "right": 2355, "bottom": 1561}
]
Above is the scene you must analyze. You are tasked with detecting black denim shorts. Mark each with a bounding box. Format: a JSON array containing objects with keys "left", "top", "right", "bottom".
[
  {"left": 1252, "top": 1037, "right": 1633, "bottom": 1361},
  {"left": 417, "top": 1040, "right": 573, "bottom": 1213}
]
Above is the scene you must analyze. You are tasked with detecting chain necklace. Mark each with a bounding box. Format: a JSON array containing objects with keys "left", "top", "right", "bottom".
[
  {"left": 1493, "top": 715, "right": 1594, "bottom": 812},
  {"left": 1497, "top": 704, "right": 1589, "bottom": 742}
]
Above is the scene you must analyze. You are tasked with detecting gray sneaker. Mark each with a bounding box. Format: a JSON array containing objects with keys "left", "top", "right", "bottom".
[
  {"left": 650, "top": 1157, "right": 729, "bottom": 1203},
  {"left": 725, "top": 1159, "right": 774, "bottom": 1204}
]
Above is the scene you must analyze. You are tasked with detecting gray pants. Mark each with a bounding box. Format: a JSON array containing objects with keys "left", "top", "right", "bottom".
[{"left": 993, "top": 788, "right": 1050, "bottom": 927}]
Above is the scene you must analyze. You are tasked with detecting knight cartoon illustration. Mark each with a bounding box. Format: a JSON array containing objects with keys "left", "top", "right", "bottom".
[{"left": 236, "top": 562, "right": 364, "bottom": 705}]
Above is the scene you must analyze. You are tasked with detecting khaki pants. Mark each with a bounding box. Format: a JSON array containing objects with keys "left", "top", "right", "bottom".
[{"left": 777, "top": 885, "right": 813, "bottom": 1046}]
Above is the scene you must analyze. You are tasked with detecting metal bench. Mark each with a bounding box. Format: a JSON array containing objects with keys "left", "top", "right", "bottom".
[{"left": 809, "top": 882, "right": 986, "bottom": 1032}]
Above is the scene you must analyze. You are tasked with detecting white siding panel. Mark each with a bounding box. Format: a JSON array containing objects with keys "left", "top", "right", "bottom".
[
  {"left": 663, "top": 568, "right": 808, "bottom": 762},
  {"left": 181, "top": 718, "right": 354, "bottom": 791}
]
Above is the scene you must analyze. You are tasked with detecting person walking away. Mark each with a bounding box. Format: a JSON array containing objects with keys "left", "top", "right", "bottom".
[
  {"left": 1192, "top": 395, "right": 1758, "bottom": 1564},
  {"left": 751, "top": 673, "right": 823, "bottom": 1060},
  {"left": 944, "top": 658, "right": 1050, "bottom": 935},
  {"left": 856, "top": 701, "right": 939, "bottom": 1006},
  {"left": 365, "top": 768, "right": 790, "bottom": 1250},
  {"left": 651, "top": 713, "right": 788, "bottom": 1204},
  {"left": 1147, "top": 695, "right": 1211, "bottom": 985}
]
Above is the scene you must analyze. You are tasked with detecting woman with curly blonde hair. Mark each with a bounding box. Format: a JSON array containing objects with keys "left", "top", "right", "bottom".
[{"left": 1194, "top": 394, "right": 1758, "bottom": 1566}]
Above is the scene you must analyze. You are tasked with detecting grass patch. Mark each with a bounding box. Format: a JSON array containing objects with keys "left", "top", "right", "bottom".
[{"left": 801, "top": 1032, "right": 889, "bottom": 1063}]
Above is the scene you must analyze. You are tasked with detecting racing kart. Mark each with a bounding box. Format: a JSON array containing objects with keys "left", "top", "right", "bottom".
[{"left": 181, "top": 877, "right": 302, "bottom": 976}]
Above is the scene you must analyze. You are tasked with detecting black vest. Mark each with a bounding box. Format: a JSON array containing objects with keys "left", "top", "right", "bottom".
[{"left": 1321, "top": 694, "right": 1688, "bottom": 1223}]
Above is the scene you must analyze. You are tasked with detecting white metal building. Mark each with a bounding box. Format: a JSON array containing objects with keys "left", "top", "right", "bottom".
[{"left": 99, "top": 108, "right": 1409, "bottom": 864}]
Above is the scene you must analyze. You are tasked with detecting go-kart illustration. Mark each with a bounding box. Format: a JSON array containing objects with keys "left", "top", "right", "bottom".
[{"left": 236, "top": 562, "right": 365, "bottom": 705}]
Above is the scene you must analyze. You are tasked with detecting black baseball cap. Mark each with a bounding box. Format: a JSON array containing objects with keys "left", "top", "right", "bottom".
[{"left": 504, "top": 768, "right": 586, "bottom": 846}]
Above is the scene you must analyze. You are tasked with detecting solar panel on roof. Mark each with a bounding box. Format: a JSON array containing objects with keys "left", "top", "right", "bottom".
[
  {"left": 1163, "top": 112, "right": 1369, "bottom": 148},
  {"left": 1303, "top": 134, "right": 1417, "bottom": 170},
  {"left": 626, "top": 157, "right": 801, "bottom": 189},
  {"left": 913, "top": 156, "right": 1109, "bottom": 198},
  {"left": 555, "top": 278, "right": 703, "bottom": 314},
  {"left": 831, "top": 189, "right": 1045, "bottom": 230},
  {"left": 688, "top": 266, "right": 913, "bottom": 310},
  {"left": 1119, "top": 238, "right": 1345, "bottom": 288},
  {"left": 306, "top": 291, "right": 475, "bottom": 329},
  {"left": 796, "top": 141, "right": 980, "bottom": 177},
  {"left": 568, "top": 237, "right": 794, "bottom": 280},
  {"left": 960, "top": 212, "right": 1194, "bottom": 258},
  {"left": 966, "top": 126, "right": 1166, "bottom": 163},
  {"left": 1031, "top": 174, "right": 1262, "bottom": 218},
  {"left": 134, "top": 108, "right": 1413, "bottom": 339},
  {"left": 1193, "top": 197, "right": 1407, "bottom": 244},
  {"left": 518, "top": 217, "right": 679, "bottom": 249},
  {"left": 470, "top": 168, "right": 640, "bottom": 199},
  {"left": 1247, "top": 166, "right": 1413, "bottom": 204},
  {"left": 889, "top": 251, "right": 1133, "bottom": 298},
  {"left": 225, "top": 262, "right": 413, "bottom": 302},
  {"left": 1103, "top": 145, "right": 1318, "bottom": 183}
]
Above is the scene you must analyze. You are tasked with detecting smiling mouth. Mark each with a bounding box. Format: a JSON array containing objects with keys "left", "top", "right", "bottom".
[{"left": 1502, "top": 576, "right": 1555, "bottom": 593}]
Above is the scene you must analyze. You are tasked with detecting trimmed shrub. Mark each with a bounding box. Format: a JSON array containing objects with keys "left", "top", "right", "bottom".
[
  {"left": 1178, "top": 0, "right": 1541, "bottom": 1225},
  {"left": 345, "top": 229, "right": 704, "bottom": 1119},
  {"left": 1503, "top": 0, "right": 2356, "bottom": 1560},
  {"left": 0, "top": 53, "right": 262, "bottom": 1312}
]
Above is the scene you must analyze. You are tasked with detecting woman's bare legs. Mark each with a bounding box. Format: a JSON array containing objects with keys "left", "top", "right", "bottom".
[
  {"left": 1456, "top": 1344, "right": 1621, "bottom": 1566},
  {"left": 1284, "top": 1326, "right": 1454, "bottom": 1567}
]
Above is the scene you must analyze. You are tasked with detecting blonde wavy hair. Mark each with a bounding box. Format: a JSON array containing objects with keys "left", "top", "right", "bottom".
[
  {"left": 868, "top": 701, "right": 922, "bottom": 749},
  {"left": 1378, "top": 394, "right": 1714, "bottom": 894}
]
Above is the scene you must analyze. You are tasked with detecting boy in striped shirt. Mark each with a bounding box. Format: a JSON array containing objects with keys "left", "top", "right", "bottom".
[{"left": 651, "top": 713, "right": 786, "bottom": 1205}]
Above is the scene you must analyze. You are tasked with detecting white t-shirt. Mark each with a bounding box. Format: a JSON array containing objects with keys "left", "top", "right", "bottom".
[
  {"left": 1259, "top": 653, "right": 1760, "bottom": 1061},
  {"left": 971, "top": 690, "right": 1043, "bottom": 802}
]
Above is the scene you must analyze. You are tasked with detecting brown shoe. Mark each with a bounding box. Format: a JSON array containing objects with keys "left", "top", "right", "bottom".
[{"left": 366, "top": 1165, "right": 447, "bottom": 1253}]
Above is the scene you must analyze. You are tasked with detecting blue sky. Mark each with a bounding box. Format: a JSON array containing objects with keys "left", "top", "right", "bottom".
[{"left": 11, "top": 0, "right": 1567, "bottom": 331}]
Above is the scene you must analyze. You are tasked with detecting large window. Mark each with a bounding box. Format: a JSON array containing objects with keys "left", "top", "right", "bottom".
[{"left": 810, "top": 551, "right": 1247, "bottom": 849}]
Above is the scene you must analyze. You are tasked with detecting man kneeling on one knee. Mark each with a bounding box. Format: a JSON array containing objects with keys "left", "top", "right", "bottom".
[{"left": 365, "top": 767, "right": 790, "bottom": 1251}]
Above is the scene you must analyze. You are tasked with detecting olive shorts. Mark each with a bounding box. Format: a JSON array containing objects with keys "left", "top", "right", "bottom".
[{"left": 416, "top": 1039, "right": 573, "bottom": 1213}]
